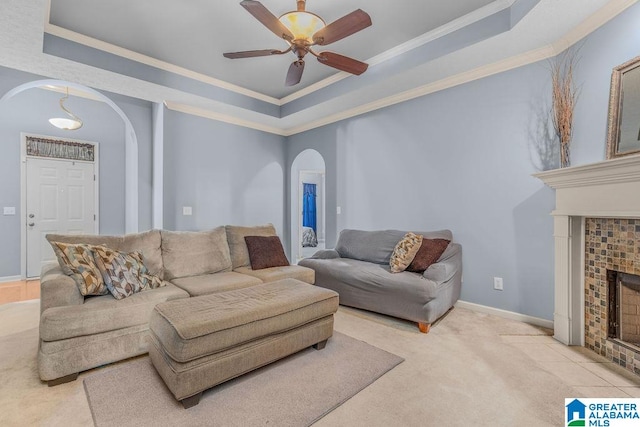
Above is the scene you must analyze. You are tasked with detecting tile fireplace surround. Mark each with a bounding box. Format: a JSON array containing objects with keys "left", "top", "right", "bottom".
[{"left": 535, "top": 155, "right": 640, "bottom": 375}]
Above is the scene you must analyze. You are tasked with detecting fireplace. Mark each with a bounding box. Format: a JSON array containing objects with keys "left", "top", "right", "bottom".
[
  {"left": 534, "top": 155, "right": 640, "bottom": 377},
  {"left": 583, "top": 217, "right": 640, "bottom": 373},
  {"left": 608, "top": 271, "right": 640, "bottom": 347}
]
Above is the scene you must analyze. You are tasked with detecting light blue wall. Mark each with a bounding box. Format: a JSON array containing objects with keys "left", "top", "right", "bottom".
[
  {"left": 162, "top": 110, "right": 288, "bottom": 239},
  {"left": 571, "top": 1, "right": 640, "bottom": 165},
  {"left": 0, "top": 66, "right": 153, "bottom": 278},
  {"left": 287, "top": 62, "right": 557, "bottom": 320},
  {"left": 285, "top": 2, "right": 640, "bottom": 321}
]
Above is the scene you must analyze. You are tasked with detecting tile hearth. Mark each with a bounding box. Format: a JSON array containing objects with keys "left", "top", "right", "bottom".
[{"left": 585, "top": 218, "right": 640, "bottom": 375}]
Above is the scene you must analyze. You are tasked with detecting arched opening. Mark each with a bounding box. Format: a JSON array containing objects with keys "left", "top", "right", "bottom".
[
  {"left": 290, "top": 149, "right": 326, "bottom": 262},
  {"left": 0, "top": 79, "right": 139, "bottom": 233},
  {"left": 0, "top": 80, "right": 139, "bottom": 278}
]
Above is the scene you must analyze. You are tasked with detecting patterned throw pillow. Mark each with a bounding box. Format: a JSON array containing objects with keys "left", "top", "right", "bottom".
[
  {"left": 389, "top": 232, "right": 424, "bottom": 273},
  {"left": 406, "top": 238, "right": 451, "bottom": 273},
  {"left": 91, "top": 245, "right": 165, "bottom": 300},
  {"left": 50, "top": 241, "right": 108, "bottom": 296}
]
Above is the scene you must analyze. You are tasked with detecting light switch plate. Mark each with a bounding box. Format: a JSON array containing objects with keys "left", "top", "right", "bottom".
[
  {"left": 182, "top": 206, "right": 193, "bottom": 216},
  {"left": 3, "top": 207, "right": 16, "bottom": 215}
]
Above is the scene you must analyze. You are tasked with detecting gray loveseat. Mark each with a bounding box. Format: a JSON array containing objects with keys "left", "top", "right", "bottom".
[
  {"left": 299, "top": 229, "right": 462, "bottom": 333},
  {"left": 39, "top": 224, "right": 314, "bottom": 385}
]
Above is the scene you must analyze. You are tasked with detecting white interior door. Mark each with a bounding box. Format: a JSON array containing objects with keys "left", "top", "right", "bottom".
[{"left": 26, "top": 157, "right": 96, "bottom": 278}]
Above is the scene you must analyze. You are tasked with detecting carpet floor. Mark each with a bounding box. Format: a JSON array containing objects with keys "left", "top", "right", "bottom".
[
  {"left": 84, "top": 332, "right": 402, "bottom": 427},
  {"left": 2, "top": 300, "right": 640, "bottom": 426}
]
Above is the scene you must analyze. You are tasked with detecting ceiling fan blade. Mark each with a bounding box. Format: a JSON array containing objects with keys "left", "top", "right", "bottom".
[
  {"left": 313, "top": 9, "right": 371, "bottom": 46},
  {"left": 240, "top": 1, "right": 294, "bottom": 42},
  {"left": 285, "top": 60, "right": 305, "bottom": 86},
  {"left": 317, "top": 52, "right": 368, "bottom": 75},
  {"left": 223, "top": 49, "right": 286, "bottom": 59}
]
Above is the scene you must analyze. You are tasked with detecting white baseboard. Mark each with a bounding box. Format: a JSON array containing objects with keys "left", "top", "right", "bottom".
[
  {"left": 455, "top": 300, "right": 554, "bottom": 330},
  {"left": 0, "top": 275, "right": 22, "bottom": 283}
]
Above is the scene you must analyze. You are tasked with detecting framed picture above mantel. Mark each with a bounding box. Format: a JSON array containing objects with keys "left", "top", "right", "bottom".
[{"left": 606, "top": 55, "right": 640, "bottom": 159}]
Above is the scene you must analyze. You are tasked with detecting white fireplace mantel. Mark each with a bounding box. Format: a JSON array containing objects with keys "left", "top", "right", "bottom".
[{"left": 534, "top": 154, "right": 640, "bottom": 345}]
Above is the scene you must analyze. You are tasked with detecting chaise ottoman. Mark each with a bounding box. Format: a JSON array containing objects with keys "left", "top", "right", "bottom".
[{"left": 148, "top": 278, "right": 339, "bottom": 408}]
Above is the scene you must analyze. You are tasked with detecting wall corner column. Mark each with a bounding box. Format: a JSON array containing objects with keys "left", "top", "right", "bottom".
[{"left": 553, "top": 214, "right": 572, "bottom": 344}]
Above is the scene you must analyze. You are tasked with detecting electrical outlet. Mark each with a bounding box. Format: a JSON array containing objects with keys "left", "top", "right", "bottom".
[
  {"left": 493, "top": 277, "right": 504, "bottom": 291},
  {"left": 336, "top": 206, "right": 342, "bottom": 214},
  {"left": 3, "top": 207, "right": 15, "bottom": 215},
  {"left": 182, "top": 206, "right": 193, "bottom": 216}
]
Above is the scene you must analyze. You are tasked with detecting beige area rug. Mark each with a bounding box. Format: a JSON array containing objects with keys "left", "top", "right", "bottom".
[{"left": 83, "top": 332, "right": 403, "bottom": 427}]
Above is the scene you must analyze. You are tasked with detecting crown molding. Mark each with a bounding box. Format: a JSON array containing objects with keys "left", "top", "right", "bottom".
[
  {"left": 39, "top": 0, "right": 639, "bottom": 136},
  {"left": 42, "top": 24, "right": 281, "bottom": 106},
  {"left": 164, "top": 101, "right": 287, "bottom": 136},
  {"left": 279, "top": 0, "right": 515, "bottom": 104},
  {"left": 284, "top": 0, "right": 639, "bottom": 136},
  {"left": 44, "top": 0, "right": 515, "bottom": 107},
  {"left": 283, "top": 44, "right": 554, "bottom": 136}
]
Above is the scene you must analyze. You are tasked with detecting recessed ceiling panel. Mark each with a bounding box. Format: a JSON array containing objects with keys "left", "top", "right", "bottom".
[{"left": 49, "top": 0, "right": 496, "bottom": 98}]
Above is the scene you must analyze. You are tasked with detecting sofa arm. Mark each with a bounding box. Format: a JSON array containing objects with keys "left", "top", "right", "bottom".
[
  {"left": 423, "top": 243, "right": 462, "bottom": 283},
  {"left": 309, "top": 249, "right": 341, "bottom": 260},
  {"left": 40, "top": 263, "right": 83, "bottom": 314}
]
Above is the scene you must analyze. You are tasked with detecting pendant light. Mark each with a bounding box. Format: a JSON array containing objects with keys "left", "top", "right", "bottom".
[{"left": 49, "top": 87, "right": 83, "bottom": 130}]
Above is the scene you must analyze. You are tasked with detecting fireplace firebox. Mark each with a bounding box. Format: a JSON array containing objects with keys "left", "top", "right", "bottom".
[{"left": 608, "top": 270, "right": 640, "bottom": 347}]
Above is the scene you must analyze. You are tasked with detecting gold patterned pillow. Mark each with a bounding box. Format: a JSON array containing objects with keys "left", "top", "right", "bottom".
[
  {"left": 51, "top": 241, "right": 108, "bottom": 296},
  {"left": 91, "top": 245, "right": 165, "bottom": 300},
  {"left": 389, "top": 232, "right": 424, "bottom": 273}
]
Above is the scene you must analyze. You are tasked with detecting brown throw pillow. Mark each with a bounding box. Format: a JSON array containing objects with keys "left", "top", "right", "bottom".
[
  {"left": 389, "top": 232, "right": 423, "bottom": 273},
  {"left": 406, "top": 238, "right": 451, "bottom": 273},
  {"left": 244, "top": 236, "right": 290, "bottom": 270}
]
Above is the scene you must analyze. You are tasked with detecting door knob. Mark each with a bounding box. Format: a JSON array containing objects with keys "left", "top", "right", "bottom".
[
  {"left": 29, "top": 214, "right": 34, "bottom": 218},
  {"left": 28, "top": 222, "right": 35, "bottom": 227}
]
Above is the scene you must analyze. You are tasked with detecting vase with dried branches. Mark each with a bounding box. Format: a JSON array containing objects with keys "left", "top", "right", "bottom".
[{"left": 551, "top": 50, "right": 579, "bottom": 168}]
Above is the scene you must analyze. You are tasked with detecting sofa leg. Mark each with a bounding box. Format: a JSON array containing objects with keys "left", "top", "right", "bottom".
[
  {"left": 181, "top": 392, "right": 202, "bottom": 409},
  {"left": 418, "top": 322, "right": 431, "bottom": 334},
  {"left": 47, "top": 372, "right": 79, "bottom": 387},
  {"left": 313, "top": 339, "right": 328, "bottom": 350}
]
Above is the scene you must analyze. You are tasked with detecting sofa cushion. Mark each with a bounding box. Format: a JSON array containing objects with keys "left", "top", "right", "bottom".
[
  {"left": 39, "top": 283, "right": 189, "bottom": 342},
  {"left": 234, "top": 265, "right": 314, "bottom": 284},
  {"left": 50, "top": 242, "right": 107, "bottom": 296},
  {"left": 161, "top": 227, "right": 232, "bottom": 280},
  {"left": 300, "top": 257, "right": 439, "bottom": 302},
  {"left": 390, "top": 232, "right": 423, "bottom": 273},
  {"left": 245, "top": 235, "right": 289, "bottom": 270},
  {"left": 335, "top": 229, "right": 405, "bottom": 264},
  {"left": 171, "top": 272, "right": 263, "bottom": 296},
  {"left": 92, "top": 245, "right": 165, "bottom": 300},
  {"left": 407, "top": 238, "right": 451, "bottom": 273},
  {"left": 335, "top": 229, "right": 453, "bottom": 264},
  {"left": 225, "top": 224, "right": 277, "bottom": 269},
  {"left": 46, "top": 230, "right": 164, "bottom": 279}
]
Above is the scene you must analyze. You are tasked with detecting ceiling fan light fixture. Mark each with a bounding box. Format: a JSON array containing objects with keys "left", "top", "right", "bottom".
[
  {"left": 49, "top": 87, "right": 83, "bottom": 131},
  {"left": 279, "top": 11, "right": 324, "bottom": 43}
]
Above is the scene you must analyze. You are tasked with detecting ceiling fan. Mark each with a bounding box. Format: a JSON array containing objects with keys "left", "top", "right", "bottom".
[{"left": 223, "top": 0, "right": 372, "bottom": 86}]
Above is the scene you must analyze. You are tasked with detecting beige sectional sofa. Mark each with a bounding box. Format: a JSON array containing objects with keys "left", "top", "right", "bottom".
[{"left": 38, "top": 224, "right": 314, "bottom": 385}]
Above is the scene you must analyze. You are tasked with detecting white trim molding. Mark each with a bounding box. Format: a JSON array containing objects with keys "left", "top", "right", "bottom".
[
  {"left": 164, "top": 101, "right": 287, "bottom": 136},
  {"left": 534, "top": 154, "right": 640, "bottom": 345},
  {"left": 0, "top": 275, "right": 22, "bottom": 283},
  {"left": 455, "top": 300, "right": 554, "bottom": 330},
  {"left": 37, "top": 0, "right": 639, "bottom": 136}
]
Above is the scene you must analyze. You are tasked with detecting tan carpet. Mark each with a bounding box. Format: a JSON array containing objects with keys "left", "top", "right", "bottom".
[
  {"left": 83, "top": 332, "right": 403, "bottom": 427},
  {"left": 3, "top": 300, "right": 637, "bottom": 426}
]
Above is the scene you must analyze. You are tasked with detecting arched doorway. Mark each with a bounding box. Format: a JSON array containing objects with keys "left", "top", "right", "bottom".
[
  {"left": 290, "top": 149, "right": 326, "bottom": 262},
  {"left": 0, "top": 79, "right": 139, "bottom": 278}
]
